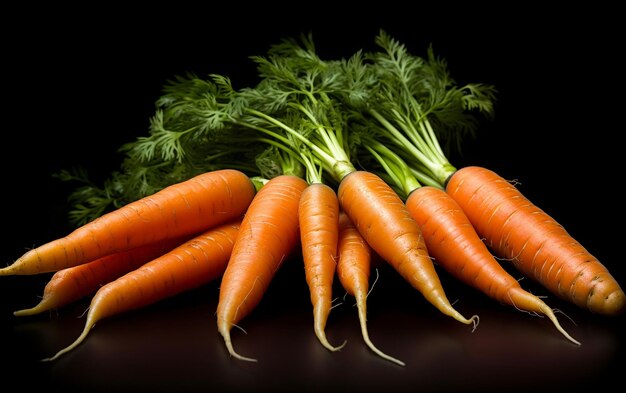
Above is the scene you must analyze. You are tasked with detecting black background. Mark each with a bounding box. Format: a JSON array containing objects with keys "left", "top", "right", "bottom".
[{"left": 2, "top": 4, "right": 624, "bottom": 393}]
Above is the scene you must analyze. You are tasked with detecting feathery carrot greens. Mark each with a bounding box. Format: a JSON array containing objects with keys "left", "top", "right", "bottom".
[
  {"left": 10, "top": 29, "right": 623, "bottom": 368},
  {"left": 242, "top": 34, "right": 478, "bottom": 328},
  {"left": 336, "top": 31, "right": 625, "bottom": 316}
]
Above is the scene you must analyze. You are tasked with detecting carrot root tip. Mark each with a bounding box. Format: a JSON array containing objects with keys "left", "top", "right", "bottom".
[
  {"left": 469, "top": 315, "right": 480, "bottom": 332},
  {"left": 40, "top": 325, "right": 92, "bottom": 362},
  {"left": 355, "top": 297, "right": 405, "bottom": 366},
  {"left": 14, "top": 307, "right": 39, "bottom": 317},
  {"left": 545, "top": 308, "right": 581, "bottom": 346},
  {"left": 326, "top": 339, "right": 348, "bottom": 352},
  {"left": 315, "top": 329, "right": 347, "bottom": 352},
  {"left": 219, "top": 326, "right": 258, "bottom": 363}
]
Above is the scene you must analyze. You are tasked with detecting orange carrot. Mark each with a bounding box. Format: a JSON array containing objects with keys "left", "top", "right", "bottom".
[
  {"left": 217, "top": 175, "right": 307, "bottom": 362},
  {"left": 336, "top": 211, "right": 405, "bottom": 366},
  {"left": 338, "top": 170, "right": 478, "bottom": 328},
  {"left": 1, "top": 169, "right": 255, "bottom": 276},
  {"left": 42, "top": 219, "right": 241, "bottom": 361},
  {"left": 13, "top": 236, "right": 188, "bottom": 317},
  {"left": 446, "top": 166, "right": 626, "bottom": 316},
  {"left": 406, "top": 185, "right": 580, "bottom": 344},
  {"left": 299, "top": 182, "right": 345, "bottom": 351}
]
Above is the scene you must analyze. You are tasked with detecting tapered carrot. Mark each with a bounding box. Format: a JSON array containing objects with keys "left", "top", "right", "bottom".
[
  {"left": 2, "top": 169, "right": 255, "bottom": 276},
  {"left": 299, "top": 182, "right": 346, "bottom": 352},
  {"left": 13, "top": 236, "right": 188, "bottom": 317},
  {"left": 406, "top": 185, "right": 580, "bottom": 344},
  {"left": 229, "top": 36, "right": 476, "bottom": 329},
  {"left": 446, "top": 166, "right": 626, "bottom": 316},
  {"left": 336, "top": 212, "right": 405, "bottom": 366},
  {"left": 338, "top": 170, "right": 478, "bottom": 328},
  {"left": 217, "top": 175, "right": 308, "bottom": 362},
  {"left": 42, "top": 220, "right": 241, "bottom": 362}
]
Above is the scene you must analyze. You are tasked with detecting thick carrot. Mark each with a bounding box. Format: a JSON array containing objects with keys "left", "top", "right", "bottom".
[
  {"left": 338, "top": 170, "right": 478, "bottom": 328},
  {"left": 42, "top": 219, "right": 241, "bottom": 362},
  {"left": 217, "top": 175, "right": 307, "bottom": 362},
  {"left": 1, "top": 169, "right": 255, "bottom": 276},
  {"left": 446, "top": 166, "right": 626, "bottom": 315},
  {"left": 336, "top": 211, "right": 405, "bottom": 366},
  {"left": 299, "top": 182, "right": 345, "bottom": 352},
  {"left": 13, "top": 236, "right": 188, "bottom": 317},
  {"left": 406, "top": 186, "right": 580, "bottom": 344}
]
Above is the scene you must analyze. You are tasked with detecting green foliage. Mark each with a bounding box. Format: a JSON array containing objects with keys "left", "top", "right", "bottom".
[{"left": 59, "top": 30, "right": 496, "bottom": 225}]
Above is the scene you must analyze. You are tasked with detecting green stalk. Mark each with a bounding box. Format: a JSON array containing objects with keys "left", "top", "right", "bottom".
[{"left": 363, "top": 138, "right": 421, "bottom": 199}]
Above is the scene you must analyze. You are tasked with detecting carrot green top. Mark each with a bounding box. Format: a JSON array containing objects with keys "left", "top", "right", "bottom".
[
  {"left": 59, "top": 30, "right": 496, "bottom": 225},
  {"left": 335, "top": 31, "right": 496, "bottom": 187}
]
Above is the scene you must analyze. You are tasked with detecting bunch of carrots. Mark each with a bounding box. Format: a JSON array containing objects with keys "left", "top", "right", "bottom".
[{"left": 2, "top": 31, "right": 624, "bottom": 367}]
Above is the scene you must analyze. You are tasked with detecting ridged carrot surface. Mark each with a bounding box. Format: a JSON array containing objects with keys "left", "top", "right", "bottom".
[
  {"left": 338, "top": 171, "right": 478, "bottom": 327},
  {"left": 407, "top": 186, "right": 579, "bottom": 344},
  {"left": 217, "top": 175, "right": 308, "bottom": 362},
  {"left": 42, "top": 220, "right": 241, "bottom": 361},
  {"left": 13, "top": 236, "right": 188, "bottom": 316},
  {"left": 299, "top": 183, "right": 345, "bottom": 351},
  {"left": 2, "top": 169, "right": 255, "bottom": 276},
  {"left": 446, "top": 166, "right": 625, "bottom": 315},
  {"left": 337, "top": 211, "right": 405, "bottom": 365}
]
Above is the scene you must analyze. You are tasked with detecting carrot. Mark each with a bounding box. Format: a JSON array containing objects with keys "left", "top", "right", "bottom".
[
  {"left": 42, "top": 219, "right": 241, "bottom": 362},
  {"left": 335, "top": 33, "right": 623, "bottom": 316},
  {"left": 13, "top": 236, "right": 188, "bottom": 317},
  {"left": 299, "top": 182, "right": 346, "bottom": 351},
  {"left": 406, "top": 185, "right": 580, "bottom": 344},
  {"left": 1, "top": 169, "right": 255, "bottom": 276},
  {"left": 217, "top": 175, "right": 307, "bottom": 362},
  {"left": 222, "top": 36, "right": 476, "bottom": 330},
  {"left": 446, "top": 166, "right": 626, "bottom": 316},
  {"left": 336, "top": 211, "right": 405, "bottom": 366},
  {"left": 338, "top": 170, "right": 478, "bottom": 328}
]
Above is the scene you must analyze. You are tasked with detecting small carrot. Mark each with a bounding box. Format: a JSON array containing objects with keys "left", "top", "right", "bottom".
[
  {"left": 406, "top": 185, "right": 580, "bottom": 344},
  {"left": 299, "top": 182, "right": 346, "bottom": 352},
  {"left": 1, "top": 169, "right": 255, "bottom": 276},
  {"left": 446, "top": 166, "right": 626, "bottom": 316},
  {"left": 13, "top": 236, "right": 188, "bottom": 317},
  {"left": 217, "top": 175, "right": 307, "bottom": 362},
  {"left": 338, "top": 170, "right": 478, "bottom": 328},
  {"left": 336, "top": 211, "right": 405, "bottom": 366},
  {"left": 42, "top": 219, "right": 241, "bottom": 362}
]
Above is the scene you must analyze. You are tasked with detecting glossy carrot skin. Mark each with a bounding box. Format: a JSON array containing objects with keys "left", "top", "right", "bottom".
[
  {"left": 337, "top": 211, "right": 371, "bottom": 298},
  {"left": 337, "top": 211, "right": 406, "bottom": 365},
  {"left": 14, "top": 236, "right": 188, "bottom": 316},
  {"left": 2, "top": 169, "right": 255, "bottom": 276},
  {"left": 446, "top": 166, "right": 625, "bottom": 315},
  {"left": 217, "top": 175, "right": 308, "bottom": 335},
  {"left": 42, "top": 220, "right": 241, "bottom": 362},
  {"left": 407, "top": 186, "right": 581, "bottom": 345},
  {"left": 299, "top": 183, "right": 341, "bottom": 350},
  {"left": 88, "top": 220, "right": 240, "bottom": 322},
  {"left": 338, "top": 171, "right": 475, "bottom": 325},
  {"left": 406, "top": 186, "right": 518, "bottom": 301}
]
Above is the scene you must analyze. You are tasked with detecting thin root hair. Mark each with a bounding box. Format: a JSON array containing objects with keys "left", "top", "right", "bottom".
[
  {"left": 367, "top": 268, "right": 380, "bottom": 299},
  {"left": 233, "top": 275, "right": 262, "bottom": 324},
  {"left": 330, "top": 300, "right": 344, "bottom": 311},
  {"left": 469, "top": 315, "right": 479, "bottom": 332},
  {"left": 507, "top": 292, "right": 542, "bottom": 318},
  {"left": 232, "top": 322, "right": 249, "bottom": 335},
  {"left": 553, "top": 308, "right": 578, "bottom": 327},
  {"left": 506, "top": 178, "right": 522, "bottom": 187},
  {"left": 78, "top": 305, "right": 91, "bottom": 319}
]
